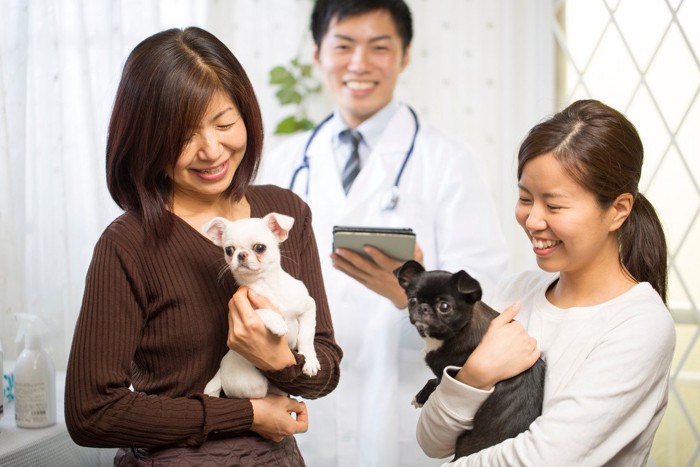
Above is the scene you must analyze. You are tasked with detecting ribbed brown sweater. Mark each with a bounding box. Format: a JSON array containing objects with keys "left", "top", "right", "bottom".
[{"left": 65, "top": 185, "right": 342, "bottom": 449}]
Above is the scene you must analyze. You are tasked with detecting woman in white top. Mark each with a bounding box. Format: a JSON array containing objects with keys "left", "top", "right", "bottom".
[{"left": 416, "top": 99, "right": 676, "bottom": 466}]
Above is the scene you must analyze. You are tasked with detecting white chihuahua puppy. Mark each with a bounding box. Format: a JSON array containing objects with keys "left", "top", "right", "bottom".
[{"left": 202, "top": 212, "right": 320, "bottom": 398}]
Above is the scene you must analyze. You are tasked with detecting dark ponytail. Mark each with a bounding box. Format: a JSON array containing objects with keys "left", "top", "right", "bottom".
[
  {"left": 517, "top": 99, "right": 668, "bottom": 304},
  {"left": 619, "top": 194, "right": 668, "bottom": 303}
]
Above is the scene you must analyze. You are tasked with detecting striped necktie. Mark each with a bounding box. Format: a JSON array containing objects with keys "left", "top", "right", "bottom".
[{"left": 339, "top": 129, "right": 362, "bottom": 194}]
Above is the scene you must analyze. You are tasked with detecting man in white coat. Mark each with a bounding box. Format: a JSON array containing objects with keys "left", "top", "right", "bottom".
[{"left": 256, "top": 0, "right": 509, "bottom": 465}]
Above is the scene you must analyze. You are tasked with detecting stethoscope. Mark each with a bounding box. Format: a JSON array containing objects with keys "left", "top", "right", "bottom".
[{"left": 288, "top": 105, "right": 419, "bottom": 211}]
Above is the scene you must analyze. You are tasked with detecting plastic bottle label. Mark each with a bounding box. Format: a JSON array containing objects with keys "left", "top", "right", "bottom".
[{"left": 15, "top": 381, "right": 50, "bottom": 424}]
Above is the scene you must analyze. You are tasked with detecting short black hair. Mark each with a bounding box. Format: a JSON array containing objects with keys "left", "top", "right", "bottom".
[{"left": 311, "top": 0, "right": 413, "bottom": 51}]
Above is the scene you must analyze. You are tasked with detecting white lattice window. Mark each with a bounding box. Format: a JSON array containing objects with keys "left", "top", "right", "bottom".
[{"left": 555, "top": 0, "right": 700, "bottom": 465}]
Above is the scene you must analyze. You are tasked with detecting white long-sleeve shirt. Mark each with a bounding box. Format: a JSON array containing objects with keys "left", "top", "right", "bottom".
[{"left": 416, "top": 271, "right": 675, "bottom": 467}]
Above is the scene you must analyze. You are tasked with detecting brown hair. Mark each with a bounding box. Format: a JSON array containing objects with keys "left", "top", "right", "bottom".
[
  {"left": 106, "top": 27, "right": 264, "bottom": 239},
  {"left": 517, "top": 99, "right": 668, "bottom": 303}
]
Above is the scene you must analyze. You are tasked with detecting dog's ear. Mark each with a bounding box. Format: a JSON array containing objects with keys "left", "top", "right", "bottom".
[
  {"left": 394, "top": 260, "right": 425, "bottom": 290},
  {"left": 453, "top": 270, "right": 482, "bottom": 303},
  {"left": 264, "top": 212, "right": 295, "bottom": 243},
  {"left": 202, "top": 217, "right": 228, "bottom": 246}
]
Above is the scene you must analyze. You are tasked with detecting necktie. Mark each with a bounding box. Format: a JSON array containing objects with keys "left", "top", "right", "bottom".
[{"left": 340, "top": 129, "right": 362, "bottom": 194}]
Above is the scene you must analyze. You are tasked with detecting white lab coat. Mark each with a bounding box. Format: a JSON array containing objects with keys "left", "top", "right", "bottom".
[{"left": 257, "top": 104, "right": 509, "bottom": 467}]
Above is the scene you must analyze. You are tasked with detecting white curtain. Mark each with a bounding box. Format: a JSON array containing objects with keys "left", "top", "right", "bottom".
[
  {"left": 0, "top": 0, "right": 551, "bottom": 370},
  {"left": 0, "top": 0, "right": 204, "bottom": 368}
]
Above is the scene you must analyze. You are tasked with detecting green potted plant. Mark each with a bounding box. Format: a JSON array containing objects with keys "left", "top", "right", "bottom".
[{"left": 269, "top": 57, "right": 322, "bottom": 134}]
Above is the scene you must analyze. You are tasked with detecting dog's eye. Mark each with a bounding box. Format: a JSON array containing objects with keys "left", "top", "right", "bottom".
[
  {"left": 224, "top": 246, "right": 234, "bottom": 257},
  {"left": 437, "top": 301, "right": 452, "bottom": 313},
  {"left": 253, "top": 244, "right": 266, "bottom": 254},
  {"left": 408, "top": 297, "right": 418, "bottom": 307}
]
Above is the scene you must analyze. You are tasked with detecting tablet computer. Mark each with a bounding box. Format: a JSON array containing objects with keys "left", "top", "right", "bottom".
[{"left": 332, "top": 226, "right": 416, "bottom": 261}]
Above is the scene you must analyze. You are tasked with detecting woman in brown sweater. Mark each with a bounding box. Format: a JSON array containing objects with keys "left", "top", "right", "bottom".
[{"left": 65, "top": 27, "right": 342, "bottom": 466}]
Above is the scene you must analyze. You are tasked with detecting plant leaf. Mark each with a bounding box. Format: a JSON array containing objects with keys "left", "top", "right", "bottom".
[
  {"left": 275, "top": 115, "right": 302, "bottom": 134},
  {"left": 269, "top": 66, "right": 296, "bottom": 85},
  {"left": 300, "top": 64, "right": 314, "bottom": 78},
  {"left": 276, "top": 87, "right": 302, "bottom": 105},
  {"left": 299, "top": 117, "right": 315, "bottom": 131}
]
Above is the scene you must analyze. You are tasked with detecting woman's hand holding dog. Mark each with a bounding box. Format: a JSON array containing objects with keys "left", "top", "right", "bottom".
[
  {"left": 456, "top": 302, "right": 541, "bottom": 390},
  {"left": 250, "top": 394, "right": 309, "bottom": 441},
  {"left": 227, "top": 287, "right": 296, "bottom": 372}
]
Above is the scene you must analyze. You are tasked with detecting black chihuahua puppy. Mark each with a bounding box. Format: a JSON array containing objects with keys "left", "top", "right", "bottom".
[{"left": 396, "top": 260, "right": 545, "bottom": 459}]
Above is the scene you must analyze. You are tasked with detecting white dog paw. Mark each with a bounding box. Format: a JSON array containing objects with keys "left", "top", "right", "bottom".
[
  {"left": 258, "top": 309, "right": 288, "bottom": 336},
  {"left": 302, "top": 354, "right": 321, "bottom": 377},
  {"left": 266, "top": 318, "right": 288, "bottom": 336}
]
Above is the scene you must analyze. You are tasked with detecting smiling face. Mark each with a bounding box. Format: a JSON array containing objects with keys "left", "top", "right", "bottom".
[
  {"left": 167, "top": 90, "right": 247, "bottom": 203},
  {"left": 314, "top": 9, "right": 410, "bottom": 128},
  {"left": 515, "top": 152, "right": 625, "bottom": 278}
]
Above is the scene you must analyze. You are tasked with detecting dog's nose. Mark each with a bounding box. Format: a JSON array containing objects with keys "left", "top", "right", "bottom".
[{"left": 238, "top": 251, "right": 248, "bottom": 262}]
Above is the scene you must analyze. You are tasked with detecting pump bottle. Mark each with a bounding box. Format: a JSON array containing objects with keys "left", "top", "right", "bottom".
[{"left": 14, "top": 313, "right": 56, "bottom": 428}]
